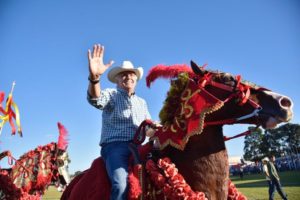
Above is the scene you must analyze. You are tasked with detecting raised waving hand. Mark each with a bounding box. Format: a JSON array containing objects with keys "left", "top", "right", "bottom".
[{"left": 88, "top": 44, "right": 114, "bottom": 80}]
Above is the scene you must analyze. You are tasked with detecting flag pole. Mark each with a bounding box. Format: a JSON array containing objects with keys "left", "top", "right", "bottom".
[{"left": 10, "top": 81, "right": 16, "bottom": 96}]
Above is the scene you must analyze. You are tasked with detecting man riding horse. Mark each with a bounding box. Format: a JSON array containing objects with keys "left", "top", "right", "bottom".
[{"left": 62, "top": 45, "right": 293, "bottom": 200}]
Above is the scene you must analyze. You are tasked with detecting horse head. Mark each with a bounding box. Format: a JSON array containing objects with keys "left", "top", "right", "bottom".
[
  {"left": 56, "top": 149, "right": 71, "bottom": 191},
  {"left": 189, "top": 61, "right": 293, "bottom": 130}
]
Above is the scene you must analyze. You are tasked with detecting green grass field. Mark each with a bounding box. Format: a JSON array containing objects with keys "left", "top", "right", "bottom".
[
  {"left": 231, "top": 171, "right": 300, "bottom": 200},
  {"left": 43, "top": 186, "right": 62, "bottom": 200},
  {"left": 43, "top": 171, "right": 300, "bottom": 200}
]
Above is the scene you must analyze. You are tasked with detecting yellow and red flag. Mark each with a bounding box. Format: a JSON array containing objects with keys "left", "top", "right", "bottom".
[{"left": 0, "top": 82, "right": 22, "bottom": 136}]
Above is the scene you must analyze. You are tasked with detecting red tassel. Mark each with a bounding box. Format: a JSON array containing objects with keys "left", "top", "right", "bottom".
[
  {"left": 128, "top": 165, "right": 143, "bottom": 199},
  {"left": 228, "top": 179, "right": 247, "bottom": 200},
  {"left": 57, "top": 122, "right": 69, "bottom": 151}
]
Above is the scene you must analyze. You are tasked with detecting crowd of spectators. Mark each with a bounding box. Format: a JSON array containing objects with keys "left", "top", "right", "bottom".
[{"left": 230, "top": 154, "right": 300, "bottom": 176}]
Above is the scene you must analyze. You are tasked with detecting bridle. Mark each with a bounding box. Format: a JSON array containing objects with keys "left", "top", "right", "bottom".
[{"left": 193, "top": 71, "right": 262, "bottom": 140}]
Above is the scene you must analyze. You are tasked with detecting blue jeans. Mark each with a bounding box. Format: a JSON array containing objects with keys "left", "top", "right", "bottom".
[
  {"left": 267, "top": 180, "right": 272, "bottom": 197},
  {"left": 269, "top": 178, "right": 288, "bottom": 200},
  {"left": 101, "top": 141, "right": 132, "bottom": 200}
]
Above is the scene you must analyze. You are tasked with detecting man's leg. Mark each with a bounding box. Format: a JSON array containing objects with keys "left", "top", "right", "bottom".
[
  {"left": 267, "top": 180, "right": 272, "bottom": 198},
  {"left": 101, "top": 142, "right": 131, "bottom": 200},
  {"left": 269, "top": 180, "right": 276, "bottom": 200},
  {"left": 273, "top": 179, "right": 288, "bottom": 200}
]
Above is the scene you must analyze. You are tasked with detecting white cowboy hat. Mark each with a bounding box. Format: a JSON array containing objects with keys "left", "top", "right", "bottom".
[
  {"left": 107, "top": 61, "right": 143, "bottom": 83},
  {"left": 262, "top": 157, "right": 269, "bottom": 162}
]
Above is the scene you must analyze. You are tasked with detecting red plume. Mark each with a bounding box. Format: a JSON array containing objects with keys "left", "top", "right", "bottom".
[
  {"left": 146, "top": 64, "right": 194, "bottom": 87},
  {"left": 57, "top": 122, "right": 68, "bottom": 151}
]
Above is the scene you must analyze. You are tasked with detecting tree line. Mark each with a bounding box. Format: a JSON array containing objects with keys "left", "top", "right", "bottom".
[{"left": 243, "top": 123, "right": 300, "bottom": 162}]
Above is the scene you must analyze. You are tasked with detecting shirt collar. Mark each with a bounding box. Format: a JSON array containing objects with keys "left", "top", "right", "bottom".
[{"left": 117, "top": 87, "right": 135, "bottom": 97}]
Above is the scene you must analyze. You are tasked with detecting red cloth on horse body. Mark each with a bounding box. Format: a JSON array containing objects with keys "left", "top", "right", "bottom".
[{"left": 61, "top": 157, "right": 111, "bottom": 200}]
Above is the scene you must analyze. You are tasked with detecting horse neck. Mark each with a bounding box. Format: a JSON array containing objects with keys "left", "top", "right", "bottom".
[
  {"left": 161, "top": 125, "right": 229, "bottom": 199},
  {"left": 188, "top": 125, "right": 226, "bottom": 155},
  {"left": 162, "top": 125, "right": 226, "bottom": 161}
]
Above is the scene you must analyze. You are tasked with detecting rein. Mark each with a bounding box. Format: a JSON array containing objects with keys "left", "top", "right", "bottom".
[
  {"left": 223, "top": 126, "right": 259, "bottom": 141},
  {"left": 133, "top": 119, "right": 154, "bottom": 145}
]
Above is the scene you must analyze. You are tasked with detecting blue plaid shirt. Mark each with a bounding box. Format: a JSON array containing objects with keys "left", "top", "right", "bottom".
[{"left": 87, "top": 87, "right": 151, "bottom": 145}]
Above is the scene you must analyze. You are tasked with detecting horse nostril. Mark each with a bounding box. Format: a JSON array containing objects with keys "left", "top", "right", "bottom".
[{"left": 280, "top": 97, "right": 293, "bottom": 108}]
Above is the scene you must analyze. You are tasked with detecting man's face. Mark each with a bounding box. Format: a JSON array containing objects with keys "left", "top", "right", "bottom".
[
  {"left": 263, "top": 161, "right": 267, "bottom": 165},
  {"left": 116, "top": 71, "right": 138, "bottom": 92},
  {"left": 270, "top": 156, "right": 275, "bottom": 162}
]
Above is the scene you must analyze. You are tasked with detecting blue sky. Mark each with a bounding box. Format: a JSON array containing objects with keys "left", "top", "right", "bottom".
[{"left": 0, "top": 0, "right": 299, "bottom": 174}]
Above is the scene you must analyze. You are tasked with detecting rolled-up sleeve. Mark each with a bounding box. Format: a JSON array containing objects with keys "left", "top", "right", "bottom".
[{"left": 87, "top": 89, "right": 116, "bottom": 110}]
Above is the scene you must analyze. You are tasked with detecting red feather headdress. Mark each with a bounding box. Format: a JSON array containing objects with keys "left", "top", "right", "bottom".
[
  {"left": 146, "top": 64, "right": 193, "bottom": 87},
  {"left": 57, "top": 122, "right": 68, "bottom": 151}
]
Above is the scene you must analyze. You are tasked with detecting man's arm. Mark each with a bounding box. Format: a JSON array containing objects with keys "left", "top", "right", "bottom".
[
  {"left": 265, "top": 169, "right": 270, "bottom": 178},
  {"left": 87, "top": 44, "right": 114, "bottom": 98},
  {"left": 88, "top": 76, "right": 101, "bottom": 98},
  {"left": 263, "top": 164, "right": 270, "bottom": 178}
]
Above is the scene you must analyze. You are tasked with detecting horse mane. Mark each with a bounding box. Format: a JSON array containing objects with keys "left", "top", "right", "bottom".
[
  {"left": 159, "top": 73, "right": 190, "bottom": 125},
  {"left": 146, "top": 64, "right": 194, "bottom": 125}
]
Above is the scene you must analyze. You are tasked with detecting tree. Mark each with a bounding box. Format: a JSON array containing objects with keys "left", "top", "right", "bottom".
[
  {"left": 243, "top": 126, "right": 264, "bottom": 161},
  {"left": 261, "top": 129, "right": 281, "bottom": 157},
  {"left": 268, "top": 123, "right": 300, "bottom": 156},
  {"left": 72, "top": 170, "right": 82, "bottom": 178}
]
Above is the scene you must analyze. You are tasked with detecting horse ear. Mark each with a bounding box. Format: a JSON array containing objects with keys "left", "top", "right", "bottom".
[{"left": 191, "top": 60, "right": 205, "bottom": 76}]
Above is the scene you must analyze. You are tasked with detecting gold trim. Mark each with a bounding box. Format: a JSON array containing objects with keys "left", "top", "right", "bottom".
[
  {"left": 170, "top": 124, "right": 177, "bottom": 133},
  {"left": 151, "top": 100, "right": 224, "bottom": 151},
  {"left": 152, "top": 76, "right": 226, "bottom": 151}
]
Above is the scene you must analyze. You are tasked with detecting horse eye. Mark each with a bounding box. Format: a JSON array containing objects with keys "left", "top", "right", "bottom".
[{"left": 222, "top": 75, "right": 235, "bottom": 86}]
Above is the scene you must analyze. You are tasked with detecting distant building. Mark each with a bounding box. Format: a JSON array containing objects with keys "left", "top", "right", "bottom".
[{"left": 229, "top": 156, "right": 242, "bottom": 166}]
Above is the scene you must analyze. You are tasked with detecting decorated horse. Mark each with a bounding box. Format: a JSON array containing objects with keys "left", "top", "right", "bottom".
[
  {"left": 62, "top": 61, "right": 293, "bottom": 200},
  {"left": 0, "top": 122, "right": 71, "bottom": 200}
]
